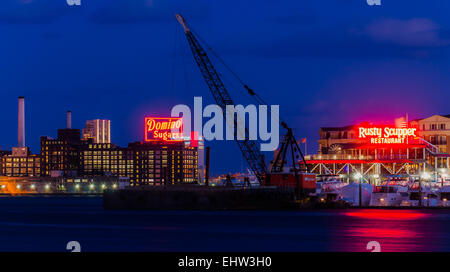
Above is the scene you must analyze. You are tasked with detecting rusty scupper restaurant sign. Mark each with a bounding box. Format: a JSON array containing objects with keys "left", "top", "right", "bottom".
[{"left": 357, "top": 126, "right": 418, "bottom": 144}]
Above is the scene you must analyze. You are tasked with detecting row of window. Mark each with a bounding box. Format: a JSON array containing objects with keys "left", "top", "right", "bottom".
[{"left": 422, "top": 123, "right": 447, "bottom": 131}]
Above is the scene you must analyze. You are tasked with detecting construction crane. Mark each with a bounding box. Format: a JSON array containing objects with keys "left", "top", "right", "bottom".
[{"left": 175, "top": 14, "right": 310, "bottom": 189}]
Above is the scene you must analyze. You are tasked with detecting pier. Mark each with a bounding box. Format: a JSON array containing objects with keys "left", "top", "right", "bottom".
[{"left": 103, "top": 185, "right": 295, "bottom": 210}]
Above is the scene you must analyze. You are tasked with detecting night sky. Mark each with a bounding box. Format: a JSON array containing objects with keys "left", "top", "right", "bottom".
[{"left": 1, "top": 0, "right": 450, "bottom": 175}]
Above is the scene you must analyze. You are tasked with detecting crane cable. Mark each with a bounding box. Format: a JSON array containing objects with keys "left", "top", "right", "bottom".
[
  {"left": 191, "top": 29, "right": 286, "bottom": 128},
  {"left": 191, "top": 28, "right": 306, "bottom": 161},
  {"left": 170, "top": 20, "right": 179, "bottom": 104},
  {"left": 192, "top": 30, "right": 269, "bottom": 104}
]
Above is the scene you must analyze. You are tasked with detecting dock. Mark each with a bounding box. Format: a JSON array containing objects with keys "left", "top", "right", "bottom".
[{"left": 103, "top": 185, "right": 296, "bottom": 210}]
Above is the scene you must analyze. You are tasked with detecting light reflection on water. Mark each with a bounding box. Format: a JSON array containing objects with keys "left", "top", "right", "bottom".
[
  {"left": 0, "top": 197, "right": 450, "bottom": 251},
  {"left": 330, "top": 209, "right": 447, "bottom": 252}
]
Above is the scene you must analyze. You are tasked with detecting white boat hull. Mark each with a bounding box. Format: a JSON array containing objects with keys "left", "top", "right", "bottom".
[{"left": 370, "top": 193, "right": 406, "bottom": 207}]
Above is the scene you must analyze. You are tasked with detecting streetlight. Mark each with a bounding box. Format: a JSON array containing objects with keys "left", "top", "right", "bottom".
[
  {"left": 370, "top": 174, "right": 380, "bottom": 186},
  {"left": 421, "top": 172, "right": 431, "bottom": 180}
]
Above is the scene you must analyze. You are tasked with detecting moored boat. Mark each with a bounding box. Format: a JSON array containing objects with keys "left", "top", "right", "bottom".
[{"left": 370, "top": 178, "right": 409, "bottom": 206}]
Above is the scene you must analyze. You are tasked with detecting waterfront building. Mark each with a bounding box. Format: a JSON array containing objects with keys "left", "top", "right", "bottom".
[
  {"left": 410, "top": 114, "right": 450, "bottom": 154},
  {"left": 41, "top": 138, "right": 198, "bottom": 186},
  {"left": 307, "top": 114, "right": 450, "bottom": 182},
  {"left": 40, "top": 129, "right": 82, "bottom": 177},
  {"left": 1, "top": 147, "right": 41, "bottom": 177},
  {"left": 40, "top": 116, "right": 198, "bottom": 186},
  {"left": 79, "top": 142, "right": 134, "bottom": 178},
  {"left": 0, "top": 106, "right": 200, "bottom": 187},
  {"left": 126, "top": 141, "right": 198, "bottom": 186},
  {"left": 1, "top": 97, "right": 41, "bottom": 177}
]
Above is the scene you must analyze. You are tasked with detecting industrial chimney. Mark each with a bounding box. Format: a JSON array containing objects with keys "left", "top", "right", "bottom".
[
  {"left": 18, "top": 96, "right": 25, "bottom": 147},
  {"left": 67, "top": 110, "right": 72, "bottom": 129}
]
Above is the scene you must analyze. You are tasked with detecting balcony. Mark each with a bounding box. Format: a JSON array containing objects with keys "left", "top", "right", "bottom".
[{"left": 305, "top": 153, "right": 423, "bottom": 161}]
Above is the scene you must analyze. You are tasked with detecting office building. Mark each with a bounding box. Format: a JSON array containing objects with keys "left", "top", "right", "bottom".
[{"left": 82, "top": 119, "right": 111, "bottom": 144}]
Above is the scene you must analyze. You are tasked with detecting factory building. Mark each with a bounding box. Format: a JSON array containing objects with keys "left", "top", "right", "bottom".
[
  {"left": 40, "top": 115, "right": 198, "bottom": 186},
  {"left": 0, "top": 98, "right": 199, "bottom": 186},
  {"left": 80, "top": 142, "right": 134, "bottom": 178},
  {"left": 40, "top": 112, "right": 83, "bottom": 177},
  {"left": 78, "top": 141, "right": 198, "bottom": 186},
  {"left": 126, "top": 141, "right": 198, "bottom": 186},
  {"left": 40, "top": 135, "right": 81, "bottom": 177},
  {"left": 1, "top": 97, "right": 41, "bottom": 177},
  {"left": 1, "top": 150, "right": 41, "bottom": 177}
]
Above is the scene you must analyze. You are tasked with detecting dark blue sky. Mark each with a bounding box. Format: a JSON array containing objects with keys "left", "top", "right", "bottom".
[{"left": 1, "top": 0, "right": 450, "bottom": 175}]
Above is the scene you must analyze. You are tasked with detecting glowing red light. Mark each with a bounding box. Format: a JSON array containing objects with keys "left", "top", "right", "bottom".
[
  {"left": 144, "top": 117, "right": 183, "bottom": 142},
  {"left": 344, "top": 209, "right": 427, "bottom": 220},
  {"left": 190, "top": 131, "right": 199, "bottom": 147},
  {"left": 354, "top": 228, "right": 415, "bottom": 238},
  {"left": 357, "top": 126, "right": 418, "bottom": 145}
]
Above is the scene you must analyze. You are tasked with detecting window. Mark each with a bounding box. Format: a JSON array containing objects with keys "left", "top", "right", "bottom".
[
  {"left": 430, "top": 136, "right": 436, "bottom": 144},
  {"left": 431, "top": 124, "right": 437, "bottom": 130},
  {"left": 440, "top": 136, "right": 447, "bottom": 145},
  {"left": 440, "top": 124, "right": 446, "bottom": 130}
]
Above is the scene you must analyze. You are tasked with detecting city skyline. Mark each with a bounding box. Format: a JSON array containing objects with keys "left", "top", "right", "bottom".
[
  {"left": 0, "top": 0, "right": 450, "bottom": 255},
  {"left": 1, "top": 0, "right": 450, "bottom": 175}
]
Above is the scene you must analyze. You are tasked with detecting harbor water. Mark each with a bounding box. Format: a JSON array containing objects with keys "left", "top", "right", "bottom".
[{"left": 0, "top": 196, "right": 448, "bottom": 252}]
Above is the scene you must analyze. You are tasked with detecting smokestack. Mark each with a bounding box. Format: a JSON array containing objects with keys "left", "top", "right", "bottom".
[
  {"left": 18, "top": 96, "right": 25, "bottom": 147},
  {"left": 67, "top": 110, "right": 72, "bottom": 129}
]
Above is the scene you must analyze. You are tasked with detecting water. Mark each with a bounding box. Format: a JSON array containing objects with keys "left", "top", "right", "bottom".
[{"left": 0, "top": 196, "right": 448, "bottom": 252}]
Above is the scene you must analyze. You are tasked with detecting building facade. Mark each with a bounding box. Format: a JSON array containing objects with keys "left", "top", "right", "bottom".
[
  {"left": 125, "top": 142, "right": 198, "bottom": 186},
  {"left": 40, "top": 128, "right": 83, "bottom": 177},
  {"left": 39, "top": 138, "right": 198, "bottom": 186},
  {"left": 82, "top": 119, "right": 111, "bottom": 144},
  {"left": 1, "top": 147, "right": 41, "bottom": 177},
  {"left": 0, "top": 104, "right": 199, "bottom": 186},
  {"left": 308, "top": 115, "right": 450, "bottom": 181},
  {"left": 410, "top": 114, "right": 450, "bottom": 154}
]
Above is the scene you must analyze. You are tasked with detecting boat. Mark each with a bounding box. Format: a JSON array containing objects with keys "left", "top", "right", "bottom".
[
  {"left": 316, "top": 175, "right": 348, "bottom": 202},
  {"left": 341, "top": 182, "right": 373, "bottom": 206},
  {"left": 439, "top": 185, "right": 450, "bottom": 207},
  {"left": 401, "top": 181, "right": 440, "bottom": 207},
  {"left": 370, "top": 177, "right": 409, "bottom": 206},
  {"left": 437, "top": 178, "right": 450, "bottom": 207}
]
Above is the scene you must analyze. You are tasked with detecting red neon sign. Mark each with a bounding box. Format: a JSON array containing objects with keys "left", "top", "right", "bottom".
[
  {"left": 357, "top": 126, "right": 417, "bottom": 144},
  {"left": 145, "top": 117, "right": 183, "bottom": 142}
]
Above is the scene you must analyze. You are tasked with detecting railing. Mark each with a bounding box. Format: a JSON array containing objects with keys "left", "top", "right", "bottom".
[
  {"left": 305, "top": 153, "right": 422, "bottom": 161},
  {"left": 418, "top": 138, "right": 440, "bottom": 154}
]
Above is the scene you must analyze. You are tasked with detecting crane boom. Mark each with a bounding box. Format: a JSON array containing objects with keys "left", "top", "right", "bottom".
[{"left": 175, "top": 14, "right": 268, "bottom": 184}]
